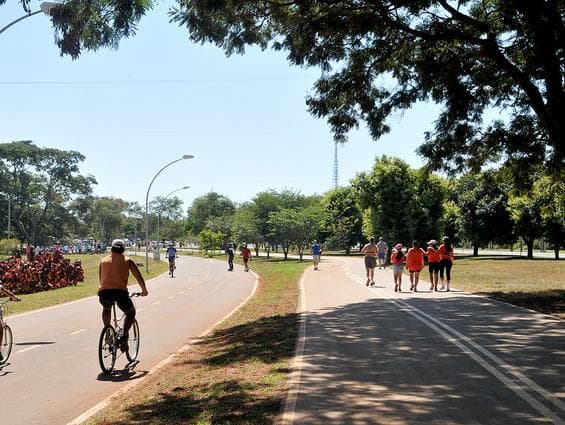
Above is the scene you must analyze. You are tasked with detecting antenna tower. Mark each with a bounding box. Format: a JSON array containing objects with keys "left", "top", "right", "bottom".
[{"left": 332, "top": 141, "right": 339, "bottom": 189}]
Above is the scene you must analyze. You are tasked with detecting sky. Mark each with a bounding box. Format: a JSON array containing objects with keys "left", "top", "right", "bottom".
[{"left": 1, "top": 1, "right": 440, "bottom": 212}]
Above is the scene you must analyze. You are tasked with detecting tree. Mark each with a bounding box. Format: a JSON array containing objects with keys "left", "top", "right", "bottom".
[
  {"left": 232, "top": 205, "right": 261, "bottom": 256},
  {"left": 187, "top": 192, "right": 235, "bottom": 235},
  {"left": 0, "top": 141, "right": 96, "bottom": 245},
  {"left": 451, "top": 172, "right": 514, "bottom": 256},
  {"left": 352, "top": 156, "right": 445, "bottom": 245},
  {"left": 508, "top": 193, "right": 544, "bottom": 259},
  {"left": 536, "top": 177, "right": 565, "bottom": 259},
  {"left": 198, "top": 228, "right": 224, "bottom": 256},
  {"left": 322, "top": 187, "right": 363, "bottom": 254},
  {"left": 173, "top": 1, "right": 565, "bottom": 175},
  {"left": 268, "top": 207, "right": 322, "bottom": 260}
]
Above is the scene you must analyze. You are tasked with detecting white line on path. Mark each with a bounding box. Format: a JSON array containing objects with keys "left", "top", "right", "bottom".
[
  {"left": 343, "top": 264, "right": 565, "bottom": 425},
  {"left": 152, "top": 301, "right": 161, "bottom": 306},
  {"left": 168, "top": 296, "right": 174, "bottom": 300},
  {"left": 16, "top": 345, "right": 41, "bottom": 354},
  {"left": 69, "top": 329, "right": 87, "bottom": 336}
]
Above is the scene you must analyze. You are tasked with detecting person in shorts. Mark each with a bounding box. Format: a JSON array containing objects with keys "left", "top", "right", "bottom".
[
  {"left": 390, "top": 243, "right": 406, "bottom": 292},
  {"left": 311, "top": 240, "right": 322, "bottom": 270},
  {"left": 406, "top": 240, "right": 425, "bottom": 292},
  {"left": 376, "top": 237, "right": 388, "bottom": 269},
  {"left": 98, "top": 239, "right": 148, "bottom": 351},
  {"left": 361, "top": 237, "right": 378, "bottom": 286},
  {"left": 240, "top": 243, "right": 252, "bottom": 272},
  {"left": 425, "top": 240, "right": 440, "bottom": 291}
]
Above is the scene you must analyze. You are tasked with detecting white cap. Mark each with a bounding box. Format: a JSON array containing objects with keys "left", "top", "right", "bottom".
[{"left": 111, "top": 239, "right": 125, "bottom": 249}]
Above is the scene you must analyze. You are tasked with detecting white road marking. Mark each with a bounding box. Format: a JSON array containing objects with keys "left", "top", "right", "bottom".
[
  {"left": 69, "top": 329, "right": 87, "bottom": 336},
  {"left": 16, "top": 345, "right": 41, "bottom": 354},
  {"left": 152, "top": 301, "right": 161, "bottom": 306},
  {"left": 343, "top": 264, "right": 565, "bottom": 424},
  {"left": 168, "top": 296, "right": 174, "bottom": 300}
]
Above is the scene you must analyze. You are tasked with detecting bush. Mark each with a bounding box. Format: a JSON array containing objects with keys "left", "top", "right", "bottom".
[
  {"left": 0, "top": 239, "right": 20, "bottom": 257},
  {"left": 0, "top": 250, "right": 84, "bottom": 294}
]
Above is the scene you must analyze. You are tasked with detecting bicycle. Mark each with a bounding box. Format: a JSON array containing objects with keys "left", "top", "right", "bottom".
[
  {"left": 0, "top": 299, "right": 14, "bottom": 365},
  {"left": 168, "top": 257, "right": 177, "bottom": 278},
  {"left": 98, "top": 292, "right": 141, "bottom": 374}
]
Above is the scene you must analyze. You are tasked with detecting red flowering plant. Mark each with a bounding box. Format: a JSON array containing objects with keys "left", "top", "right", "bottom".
[{"left": 0, "top": 251, "right": 84, "bottom": 294}]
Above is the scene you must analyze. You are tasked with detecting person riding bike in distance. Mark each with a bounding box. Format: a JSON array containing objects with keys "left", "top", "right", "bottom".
[
  {"left": 98, "top": 239, "right": 148, "bottom": 352},
  {"left": 166, "top": 243, "right": 178, "bottom": 275},
  {"left": 0, "top": 284, "right": 20, "bottom": 362}
]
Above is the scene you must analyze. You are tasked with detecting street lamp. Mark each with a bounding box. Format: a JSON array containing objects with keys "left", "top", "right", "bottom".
[
  {"left": 156, "top": 185, "right": 190, "bottom": 256},
  {"left": 145, "top": 155, "right": 194, "bottom": 273},
  {"left": 100, "top": 212, "right": 115, "bottom": 247},
  {"left": 0, "top": 2, "right": 59, "bottom": 35},
  {"left": 0, "top": 193, "right": 11, "bottom": 239}
]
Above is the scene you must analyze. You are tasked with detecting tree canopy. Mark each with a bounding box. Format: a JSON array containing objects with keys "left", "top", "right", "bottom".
[{"left": 171, "top": 1, "right": 564, "bottom": 175}]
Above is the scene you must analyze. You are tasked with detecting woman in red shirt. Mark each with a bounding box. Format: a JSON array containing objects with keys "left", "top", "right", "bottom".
[
  {"left": 406, "top": 240, "right": 425, "bottom": 292},
  {"left": 425, "top": 240, "right": 440, "bottom": 291},
  {"left": 390, "top": 243, "right": 406, "bottom": 292},
  {"left": 438, "top": 237, "right": 454, "bottom": 291}
]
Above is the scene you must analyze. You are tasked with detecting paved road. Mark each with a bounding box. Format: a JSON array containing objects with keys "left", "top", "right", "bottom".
[
  {"left": 0, "top": 255, "right": 255, "bottom": 425},
  {"left": 282, "top": 256, "right": 565, "bottom": 424}
]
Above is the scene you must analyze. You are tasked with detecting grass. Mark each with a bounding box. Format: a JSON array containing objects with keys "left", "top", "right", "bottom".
[
  {"left": 6, "top": 253, "right": 168, "bottom": 315},
  {"left": 88, "top": 257, "right": 309, "bottom": 425},
  {"left": 445, "top": 255, "right": 565, "bottom": 318}
]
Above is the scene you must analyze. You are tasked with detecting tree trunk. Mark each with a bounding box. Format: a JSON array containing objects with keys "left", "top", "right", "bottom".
[
  {"left": 473, "top": 242, "right": 479, "bottom": 257},
  {"left": 283, "top": 245, "right": 289, "bottom": 260},
  {"left": 526, "top": 240, "right": 534, "bottom": 259},
  {"left": 554, "top": 246, "right": 560, "bottom": 260}
]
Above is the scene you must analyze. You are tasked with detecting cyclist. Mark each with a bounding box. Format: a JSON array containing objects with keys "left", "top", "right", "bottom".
[
  {"left": 98, "top": 239, "right": 148, "bottom": 351},
  {"left": 165, "top": 243, "right": 178, "bottom": 275},
  {"left": 0, "top": 283, "right": 20, "bottom": 362}
]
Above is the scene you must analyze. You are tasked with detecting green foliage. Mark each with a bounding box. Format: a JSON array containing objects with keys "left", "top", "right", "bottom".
[
  {"left": 173, "top": 1, "right": 565, "bottom": 175},
  {"left": 321, "top": 186, "right": 363, "bottom": 254},
  {"left": 0, "top": 239, "right": 19, "bottom": 257},
  {"left": 352, "top": 156, "right": 445, "bottom": 245},
  {"left": 199, "top": 229, "right": 224, "bottom": 255},
  {"left": 187, "top": 191, "right": 235, "bottom": 235},
  {"left": 0, "top": 141, "right": 96, "bottom": 245},
  {"left": 232, "top": 205, "right": 261, "bottom": 247}
]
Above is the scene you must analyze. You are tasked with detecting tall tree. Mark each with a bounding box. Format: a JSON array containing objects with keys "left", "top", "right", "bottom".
[
  {"left": 0, "top": 141, "right": 96, "bottom": 245},
  {"left": 268, "top": 206, "right": 322, "bottom": 260},
  {"left": 172, "top": 1, "right": 565, "bottom": 175},
  {"left": 451, "top": 172, "right": 514, "bottom": 256},
  {"left": 322, "top": 187, "right": 363, "bottom": 254},
  {"left": 187, "top": 192, "right": 235, "bottom": 235}
]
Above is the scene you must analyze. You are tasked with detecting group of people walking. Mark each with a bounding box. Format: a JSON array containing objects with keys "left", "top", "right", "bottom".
[{"left": 362, "top": 236, "right": 454, "bottom": 292}]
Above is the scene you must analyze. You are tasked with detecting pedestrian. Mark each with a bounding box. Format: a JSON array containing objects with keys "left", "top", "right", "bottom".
[
  {"left": 361, "top": 237, "right": 378, "bottom": 286},
  {"left": 240, "top": 243, "right": 252, "bottom": 272},
  {"left": 311, "top": 240, "right": 322, "bottom": 270},
  {"left": 376, "top": 236, "right": 388, "bottom": 269},
  {"left": 390, "top": 243, "right": 406, "bottom": 292},
  {"left": 226, "top": 243, "right": 235, "bottom": 271},
  {"left": 425, "top": 239, "right": 440, "bottom": 291},
  {"left": 438, "top": 236, "right": 454, "bottom": 291},
  {"left": 406, "top": 240, "right": 425, "bottom": 292}
]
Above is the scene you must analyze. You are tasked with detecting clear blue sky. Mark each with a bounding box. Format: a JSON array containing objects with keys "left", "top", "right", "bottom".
[{"left": 1, "top": 1, "right": 439, "bottom": 211}]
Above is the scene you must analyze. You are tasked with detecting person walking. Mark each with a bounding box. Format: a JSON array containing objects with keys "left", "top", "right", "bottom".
[
  {"left": 390, "top": 243, "right": 406, "bottom": 292},
  {"left": 438, "top": 237, "right": 454, "bottom": 291},
  {"left": 98, "top": 239, "right": 148, "bottom": 351},
  {"left": 240, "top": 243, "right": 252, "bottom": 272},
  {"left": 376, "top": 236, "right": 388, "bottom": 269},
  {"left": 406, "top": 240, "right": 425, "bottom": 292},
  {"left": 425, "top": 240, "right": 440, "bottom": 291},
  {"left": 226, "top": 243, "right": 235, "bottom": 271},
  {"left": 311, "top": 240, "right": 322, "bottom": 270},
  {"left": 361, "top": 237, "right": 378, "bottom": 286}
]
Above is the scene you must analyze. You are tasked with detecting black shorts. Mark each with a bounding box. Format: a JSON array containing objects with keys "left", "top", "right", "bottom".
[
  {"left": 98, "top": 289, "right": 135, "bottom": 315},
  {"left": 364, "top": 256, "right": 377, "bottom": 269},
  {"left": 428, "top": 262, "right": 440, "bottom": 273}
]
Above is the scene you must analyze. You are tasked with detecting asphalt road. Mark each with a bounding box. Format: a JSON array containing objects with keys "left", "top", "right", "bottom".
[
  {"left": 282, "top": 256, "right": 565, "bottom": 425},
  {"left": 0, "top": 255, "right": 256, "bottom": 425}
]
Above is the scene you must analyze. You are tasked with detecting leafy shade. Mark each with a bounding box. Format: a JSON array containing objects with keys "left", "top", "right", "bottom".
[{"left": 172, "top": 1, "right": 565, "bottom": 174}]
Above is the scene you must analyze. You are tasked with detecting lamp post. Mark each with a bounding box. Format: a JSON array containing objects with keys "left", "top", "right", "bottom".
[
  {"left": 145, "top": 155, "right": 194, "bottom": 273},
  {"left": 0, "top": 2, "right": 58, "bottom": 35},
  {"left": 156, "top": 186, "right": 190, "bottom": 255},
  {"left": 0, "top": 193, "right": 11, "bottom": 239},
  {"left": 100, "top": 212, "right": 114, "bottom": 248}
]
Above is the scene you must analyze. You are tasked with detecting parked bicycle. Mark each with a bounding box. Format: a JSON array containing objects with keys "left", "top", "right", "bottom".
[
  {"left": 98, "top": 292, "right": 141, "bottom": 374},
  {"left": 0, "top": 282, "right": 21, "bottom": 365}
]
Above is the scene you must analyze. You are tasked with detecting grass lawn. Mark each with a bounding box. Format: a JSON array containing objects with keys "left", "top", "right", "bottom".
[
  {"left": 88, "top": 257, "right": 308, "bottom": 425},
  {"left": 448, "top": 255, "right": 565, "bottom": 318},
  {"left": 6, "top": 253, "right": 168, "bottom": 315}
]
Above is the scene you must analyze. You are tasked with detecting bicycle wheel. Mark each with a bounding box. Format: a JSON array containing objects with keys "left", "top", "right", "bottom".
[
  {"left": 126, "top": 320, "right": 140, "bottom": 362},
  {"left": 169, "top": 261, "right": 174, "bottom": 278},
  {"left": 98, "top": 325, "right": 116, "bottom": 374},
  {"left": 0, "top": 325, "right": 13, "bottom": 364}
]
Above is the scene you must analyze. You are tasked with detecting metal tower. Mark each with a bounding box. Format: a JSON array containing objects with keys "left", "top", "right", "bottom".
[{"left": 332, "top": 141, "right": 339, "bottom": 189}]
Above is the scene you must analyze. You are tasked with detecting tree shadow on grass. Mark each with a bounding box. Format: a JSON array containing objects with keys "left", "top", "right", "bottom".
[{"left": 481, "top": 289, "right": 565, "bottom": 317}]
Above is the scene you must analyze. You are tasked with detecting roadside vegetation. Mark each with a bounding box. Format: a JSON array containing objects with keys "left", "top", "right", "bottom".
[
  {"left": 7, "top": 254, "right": 167, "bottom": 315},
  {"left": 88, "top": 257, "right": 307, "bottom": 425}
]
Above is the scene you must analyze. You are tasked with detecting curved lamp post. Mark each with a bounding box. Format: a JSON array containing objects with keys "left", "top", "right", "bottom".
[
  {"left": 156, "top": 185, "right": 190, "bottom": 255},
  {"left": 0, "top": 2, "right": 58, "bottom": 35},
  {"left": 145, "top": 155, "right": 194, "bottom": 273}
]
